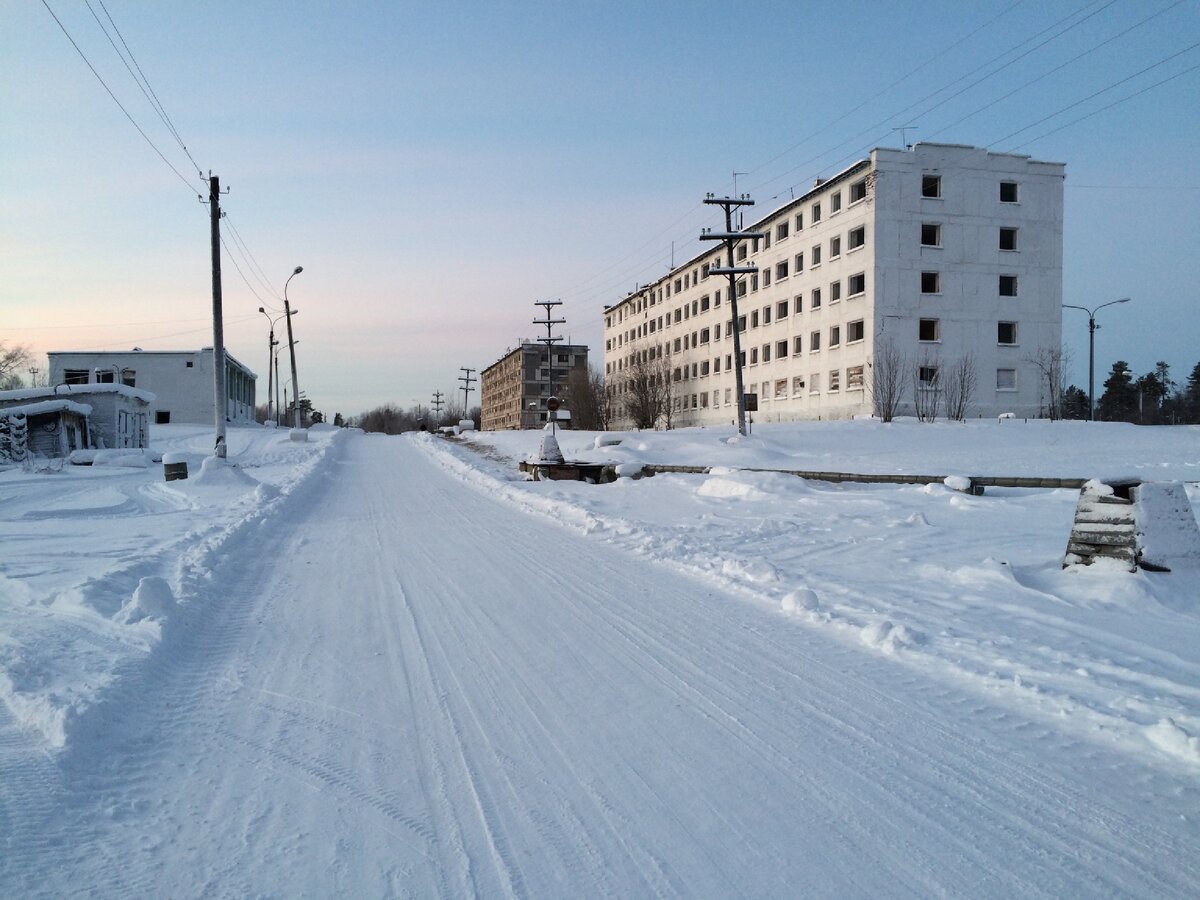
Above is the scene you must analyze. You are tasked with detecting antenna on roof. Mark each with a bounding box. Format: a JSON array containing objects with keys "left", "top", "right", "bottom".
[{"left": 892, "top": 125, "right": 917, "bottom": 150}]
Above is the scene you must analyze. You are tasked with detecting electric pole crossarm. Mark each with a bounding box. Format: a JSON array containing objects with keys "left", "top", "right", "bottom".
[
  {"left": 703, "top": 196, "right": 755, "bottom": 207},
  {"left": 699, "top": 232, "right": 767, "bottom": 242},
  {"left": 709, "top": 266, "right": 760, "bottom": 275}
]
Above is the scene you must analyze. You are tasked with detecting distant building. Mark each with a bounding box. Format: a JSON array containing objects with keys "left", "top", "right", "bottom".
[
  {"left": 604, "top": 143, "right": 1065, "bottom": 426},
  {"left": 47, "top": 348, "right": 256, "bottom": 425},
  {"left": 0, "top": 384, "right": 153, "bottom": 457},
  {"left": 480, "top": 342, "right": 589, "bottom": 430}
]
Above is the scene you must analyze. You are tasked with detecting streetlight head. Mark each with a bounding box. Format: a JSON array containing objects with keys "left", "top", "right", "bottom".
[
  {"left": 1117, "top": 297, "right": 1131, "bottom": 303},
  {"left": 258, "top": 306, "right": 265, "bottom": 313},
  {"left": 293, "top": 266, "right": 303, "bottom": 275}
]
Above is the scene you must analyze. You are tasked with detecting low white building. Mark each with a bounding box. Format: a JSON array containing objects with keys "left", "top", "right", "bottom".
[
  {"left": 0, "top": 384, "right": 153, "bottom": 456},
  {"left": 47, "top": 348, "right": 256, "bottom": 426},
  {"left": 604, "top": 143, "right": 1065, "bottom": 427}
]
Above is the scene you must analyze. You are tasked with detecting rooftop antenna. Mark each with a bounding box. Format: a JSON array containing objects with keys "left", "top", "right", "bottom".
[
  {"left": 733, "top": 171, "right": 747, "bottom": 229},
  {"left": 892, "top": 125, "right": 917, "bottom": 149}
]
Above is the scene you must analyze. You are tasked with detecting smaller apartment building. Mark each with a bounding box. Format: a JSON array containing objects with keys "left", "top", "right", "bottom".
[
  {"left": 603, "top": 143, "right": 1065, "bottom": 428},
  {"left": 481, "top": 343, "right": 589, "bottom": 430},
  {"left": 47, "top": 348, "right": 256, "bottom": 425}
]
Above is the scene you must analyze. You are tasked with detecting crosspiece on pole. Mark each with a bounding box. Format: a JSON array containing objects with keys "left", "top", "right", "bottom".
[
  {"left": 699, "top": 231, "right": 767, "bottom": 242},
  {"left": 708, "top": 266, "right": 760, "bottom": 275}
]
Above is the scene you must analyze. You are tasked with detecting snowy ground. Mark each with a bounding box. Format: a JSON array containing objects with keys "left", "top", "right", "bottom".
[{"left": 1, "top": 418, "right": 1197, "bottom": 896}]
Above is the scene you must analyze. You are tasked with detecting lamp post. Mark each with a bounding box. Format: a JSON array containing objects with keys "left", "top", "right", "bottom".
[
  {"left": 1063, "top": 297, "right": 1131, "bottom": 421},
  {"left": 283, "top": 266, "right": 303, "bottom": 428},
  {"left": 258, "top": 307, "right": 290, "bottom": 424}
]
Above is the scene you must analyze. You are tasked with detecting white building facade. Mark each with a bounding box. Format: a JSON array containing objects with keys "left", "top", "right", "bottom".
[
  {"left": 604, "top": 143, "right": 1065, "bottom": 427},
  {"left": 47, "top": 348, "right": 256, "bottom": 425}
]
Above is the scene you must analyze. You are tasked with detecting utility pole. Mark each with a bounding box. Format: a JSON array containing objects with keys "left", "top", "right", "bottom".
[
  {"left": 700, "top": 193, "right": 764, "bottom": 436},
  {"left": 533, "top": 300, "right": 566, "bottom": 434},
  {"left": 283, "top": 266, "right": 303, "bottom": 428},
  {"left": 207, "top": 174, "right": 228, "bottom": 458},
  {"left": 431, "top": 391, "right": 445, "bottom": 429},
  {"left": 458, "top": 367, "right": 476, "bottom": 417}
]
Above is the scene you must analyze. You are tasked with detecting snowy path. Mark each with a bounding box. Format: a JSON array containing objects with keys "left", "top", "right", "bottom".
[{"left": 3, "top": 433, "right": 1197, "bottom": 897}]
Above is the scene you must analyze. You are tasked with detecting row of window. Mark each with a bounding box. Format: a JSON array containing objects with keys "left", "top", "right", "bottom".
[
  {"left": 921, "top": 175, "right": 1021, "bottom": 203},
  {"left": 918, "top": 319, "right": 1020, "bottom": 344},
  {"left": 921, "top": 223, "right": 1021, "bottom": 251}
]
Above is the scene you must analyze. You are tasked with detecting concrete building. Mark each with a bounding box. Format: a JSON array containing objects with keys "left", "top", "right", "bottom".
[
  {"left": 604, "top": 143, "right": 1065, "bottom": 427},
  {"left": 0, "top": 384, "right": 153, "bottom": 457},
  {"left": 47, "top": 348, "right": 256, "bottom": 426},
  {"left": 481, "top": 342, "right": 589, "bottom": 430}
]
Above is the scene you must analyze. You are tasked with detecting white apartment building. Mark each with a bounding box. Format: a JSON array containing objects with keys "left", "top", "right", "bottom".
[{"left": 603, "top": 143, "right": 1065, "bottom": 427}]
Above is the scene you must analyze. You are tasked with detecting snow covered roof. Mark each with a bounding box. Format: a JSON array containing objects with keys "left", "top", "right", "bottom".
[
  {"left": 0, "top": 399, "right": 92, "bottom": 418},
  {"left": 0, "top": 383, "right": 155, "bottom": 405}
]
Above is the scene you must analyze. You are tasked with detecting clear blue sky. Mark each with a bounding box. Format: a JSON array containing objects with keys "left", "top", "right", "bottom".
[{"left": 3, "top": 0, "right": 1198, "bottom": 417}]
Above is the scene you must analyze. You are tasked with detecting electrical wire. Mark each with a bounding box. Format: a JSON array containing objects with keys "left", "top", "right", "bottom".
[
  {"left": 224, "top": 216, "right": 284, "bottom": 304},
  {"left": 40, "top": 0, "right": 199, "bottom": 195}
]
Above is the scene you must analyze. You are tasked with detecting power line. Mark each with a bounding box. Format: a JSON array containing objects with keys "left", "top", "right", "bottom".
[
  {"left": 84, "top": 0, "right": 202, "bottom": 178},
  {"left": 39, "top": 0, "right": 199, "bottom": 194},
  {"left": 224, "top": 216, "right": 283, "bottom": 304}
]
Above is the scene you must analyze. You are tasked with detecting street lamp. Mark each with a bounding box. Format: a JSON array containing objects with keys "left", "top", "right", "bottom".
[
  {"left": 283, "top": 266, "right": 303, "bottom": 428},
  {"left": 1063, "top": 297, "right": 1131, "bottom": 421},
  {"left": 258, "top": 307, "right": 292, "bottom": 424}
]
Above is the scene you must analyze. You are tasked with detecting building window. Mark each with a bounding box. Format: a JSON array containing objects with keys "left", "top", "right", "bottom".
[
  {"left": 830, "top": 236, "right": 841, "bottom": 258},
  {"left": 847, "top": 319, "right": 864, "bottom": 343},
  {"left": 738, "top": 244, "right": 748, "bottom": 261},
  {"left": 777, "top": 300, "right": 789, "bottom": 319},
  {"left": 701, "top": 295, "right": 710, "bottom": 311},
  {"left": 921, "top": 271, "right": 941, "bottom": 294},
  {"left": 762, "top": 269, "right": 771, "bottom": 287},
  {"left": 830, "top": 191, "right": 842, "bottom": 213},
  {"left": 919, "top": 318, "right": 940, "bottom": 342},
  {"left": 774, "top": 379, "right": 788, "bottom": 399},
  {"left": 1000, "top": 181, "right": 1019, "bottom": 203},
  {"left": 751, "top": 273, "right": 759, "bottom": 292},
  {"left": 997, "top": 368, "right": 1017, "bottom": 391},
  {"left": 829, "top": 369, "right": 841, "bottom": 392},
  {"left": 749, "top": 347, "right": 758, "bottom": 364},
  {"left": 848, "top": 272, "right": 866, "bottom": 296},
  {"left": 999, "top": 227, "right": 1018, "bottom": 251},
  {"left": 738, "top": 281, "right": 747, "bottom": 297},
  {"left": 999, "top": 275, "right": 1018, "bottom": 297},
  {"left": 829, "top": 326, "right": 840, "bottom": 348},
  {"left": 811, "top": 287, "right": 822, "bottom": 309},
  {"left": 848, "top": 225, "right": 866, "bottom": 250},
  {"left": 777, "top": 222, "right": 789, "bottom": 241},
  {"left": 775, "top": 260, "right": 789, "bottom": 280},
  {"left": 812, "top": 202, "right": 822, "bottom": 223},
  {"left": 700, "top": 327, "right": 711, "bottom": 344},
  {"left": 921, "top": 223, "right": 941, "bottom": 247},
  {"left": 922, "top": 174, "right": 942, "bottom": 198},
  {"left": 795, "top": 213, "right": 803, "bottom": 231},
  {"left": 810, "top": 330, "right": 821, "bottom": 352},
  {"left": 762, "top": 344, "right": 771, "bottom": 362},
  {"left": 155, "top": 410, "right": 171, "bottom": 424},
  {"left": 701, "top": 360, "right": 710, "bottom": 376},
  {"left": 751, "top": 309, "right": 759, "bottom": 328},
  {"left": 64, "top": 369, "right": 90, "bottom": 384},
  {"left": 998, "top": 321, "right": 1018, "bottom": 345},
  {"left": 830, "top": 281, "right": 842, "bottom": 303},
  {"left": 777, "top": 339, "right": 789, "bottom": 358},
  {"left": 847, "top": 365, "right": 864, "bottom": 390},
  {"left": 737, "top": 315, "right": 746, "bottom": 332},
  {"left": 793, "top": 375, "right": 806, "bottom": 394},
  {"left": 811, "top": 244, "right": 822, "bottom": 266},
  {"left": 794, "top": 293, "right": 803, "bottom": 314},
  {"left": 849, "top": 179, "right": 867, "bottom": 203},
  {"left": 810, "top": 373, "right": 820, "bottom": 393},
  {"left": 919, "top": 365, "right": 939, "bottom": 387},
  {"left": 793, "top": 335, "right": 804, "bottom": 356},
  {"left": 794, "top": 252, "right": 804, "bottom": 272}
]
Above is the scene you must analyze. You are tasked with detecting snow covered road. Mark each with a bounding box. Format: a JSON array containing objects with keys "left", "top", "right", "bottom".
[{"left": 3, "top": 432, "right": 1198, "bottom": 897}]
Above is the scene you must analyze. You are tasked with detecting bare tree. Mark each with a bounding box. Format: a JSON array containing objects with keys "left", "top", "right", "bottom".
[
  {"left": 941, "top": 353, "right": 977, "bottom": 422},
  {"left": 1027, "top": 345, "right": 1070, "bottom": 420},
  {"left": 564, "top": 364, "right": 608, "bottom": 431},
  {"left": 0, "top": 342, "right": 33, "bottom": 390},
  {"left": 870, "top": 338, "right": 905, "bottom": 422},
  {"left": 912, "top": 354, "right": 940, "bottom": 423},
  {"left": 620, "top": 349, "right": 672, "bottom": 430}
]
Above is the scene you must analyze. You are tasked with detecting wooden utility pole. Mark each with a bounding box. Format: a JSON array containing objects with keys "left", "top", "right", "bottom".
[
  {"left": 533, "top": 300, "right": 565, "bottom": 434},
  {"left": 458, "top": 367, "right": 477, "bottom": 415},
  {"left": 208, "top": 174, "right": 227, "bottom": 457},
  {"left": 700, "top": 194, "right": 764, "bottom": 436},
  {"left": 431, "top": 390, "right": 445, "bottom": 428}
]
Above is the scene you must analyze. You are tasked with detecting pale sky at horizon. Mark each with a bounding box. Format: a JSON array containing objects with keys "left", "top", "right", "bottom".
[{"left": 3, "top": 0, "right": 1198, "bottom": 418}]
